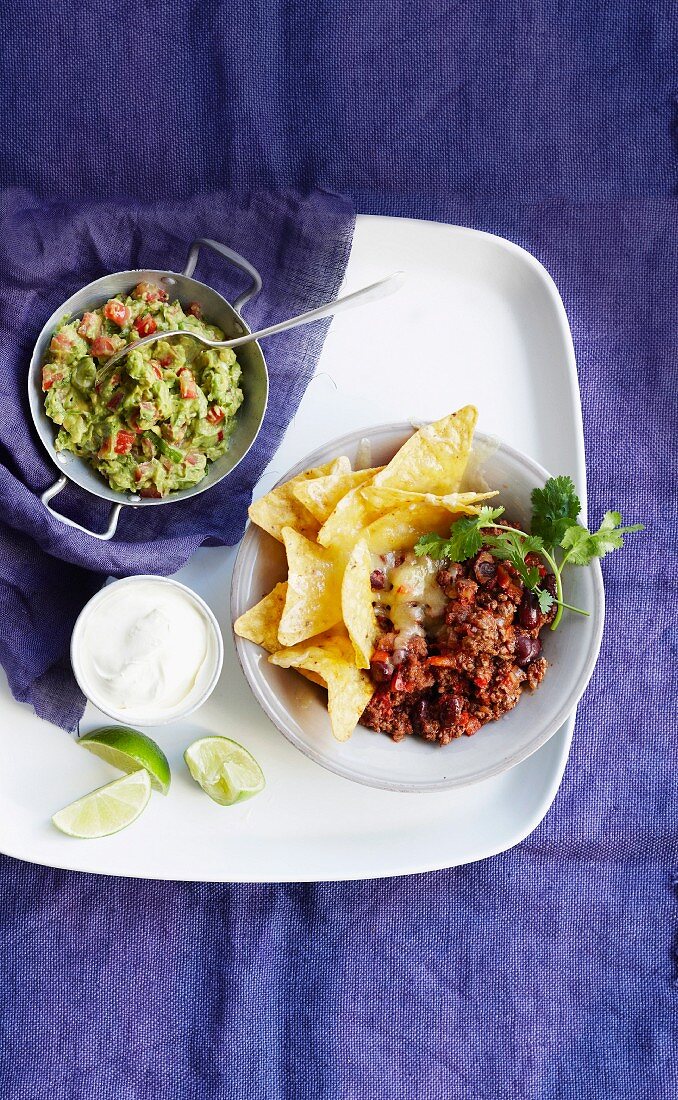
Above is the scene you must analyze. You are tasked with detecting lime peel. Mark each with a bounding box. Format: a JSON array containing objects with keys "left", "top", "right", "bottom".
[
  {"left": 52, "top": 769, "right": 152, "bottom": 839},
  {"left": 184, "top": 736, "right": 265, "bottom": 806},
  {"left": 79, "top": 726, "right": 171, "bottom": 795}
]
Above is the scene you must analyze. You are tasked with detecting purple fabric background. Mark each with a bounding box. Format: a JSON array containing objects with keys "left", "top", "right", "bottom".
[{"left": 1, "top": 2, "right": 677, "bottom": 1098}]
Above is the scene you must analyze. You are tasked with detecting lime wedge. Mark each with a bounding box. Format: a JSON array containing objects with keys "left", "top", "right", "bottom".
[
  {"left": 184, "top": 736, "right": 265, "bottom": 806},
  {"left": 79, "top": 726, "right": 171, "bottom": 795},
  {"left": 52, "top": 769, "right": 152, "bottom": 838}
]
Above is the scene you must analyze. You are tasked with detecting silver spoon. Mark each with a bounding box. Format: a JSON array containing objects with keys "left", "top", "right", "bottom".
[{"left": 98, "top": 270, "right": 405, "bottom": 379}]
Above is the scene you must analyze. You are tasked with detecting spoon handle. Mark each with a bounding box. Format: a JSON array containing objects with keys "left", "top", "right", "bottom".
[
  {"left": 223, "top": 270, "right": 405, "bottom": 348},
  {"left": 100, "top": 270, "right": 405, "bottom": 374}
]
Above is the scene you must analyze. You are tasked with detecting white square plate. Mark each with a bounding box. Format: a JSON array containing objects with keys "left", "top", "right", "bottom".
[{"left": 0, "top": 215, "right": 588, "bottom": 881}]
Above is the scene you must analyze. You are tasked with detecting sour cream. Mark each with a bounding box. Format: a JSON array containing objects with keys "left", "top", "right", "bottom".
[{"left": 71, "top": 577, "right": 223, "bottom": 724}]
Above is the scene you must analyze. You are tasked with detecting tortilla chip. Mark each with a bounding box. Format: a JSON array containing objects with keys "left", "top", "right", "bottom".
[
  {"left": 234, "top": 580, "right": 326, "bottom": 686},
  {"left": 316, "top": 483, "right": 380, "bottom": 552},
  {"left": 270, "top": 628, "right": 374, "bottom": 741},
  {"left": 293, "top": 464, "right": 382, "bottom": 524},
  {"left": 341, "top": 539, "right": 379, "bottom": 669},
  {"left": 361, "top": 486, "right": 496, "bottom": 513},
  {"left": 278, "top": 527, "right": 343, "bottom": 646},
  {"left": 248, "top": 458, "right": 346, "bottom": 542},
  {"left": 363, "top": 502, "right": 457, "bottom": 555},
  {"left": 233, "top": 581, "right": 288, "bottom": 653},
  {"left": 371, "top": 406, "right": 478, "bottom": 495}
]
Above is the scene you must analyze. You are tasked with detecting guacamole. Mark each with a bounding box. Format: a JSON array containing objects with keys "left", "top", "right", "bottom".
[{"left": 41, "top": 282, "right": 244, "bottom": 497}]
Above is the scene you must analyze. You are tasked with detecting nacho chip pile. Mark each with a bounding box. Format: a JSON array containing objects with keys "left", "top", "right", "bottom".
[{"left": 234, "top": 406, "right": 490, "bottom": 742}]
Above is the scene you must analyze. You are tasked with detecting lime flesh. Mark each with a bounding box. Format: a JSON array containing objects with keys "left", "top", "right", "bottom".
[
  {"left": 52, "top": 769, "right": 152, "bottom": 839},
  {"left": 79, "top": 726, "right": 171, "bottom": 794},
  {"left": 184, "top": 736, "right": 265, "bottom": 806}
]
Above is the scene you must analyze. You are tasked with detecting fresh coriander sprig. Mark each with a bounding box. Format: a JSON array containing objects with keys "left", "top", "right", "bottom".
[
  {"left": 414, "top": 506, "right": 505, "bottom": 563},
  {"left": 414, "top": 507, "right": 576, "bottom": 619},
  {"left": 414, "top": 477, "right": 644, "bottom": 630},
  {"left": 530, "top": 476, "right": 581, "bottom": 547},
  {"left": 530, "top": 487, "right": 644, "bottom": 627}
]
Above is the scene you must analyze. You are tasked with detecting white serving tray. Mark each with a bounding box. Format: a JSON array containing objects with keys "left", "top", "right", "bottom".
[{"left": 0, "top": 215, "right": 586, "bottom": 882}]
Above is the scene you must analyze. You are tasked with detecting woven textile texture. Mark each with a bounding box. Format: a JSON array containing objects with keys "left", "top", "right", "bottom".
[{"left": 0, "top": 1, "right": 676, "bottom": 1097}]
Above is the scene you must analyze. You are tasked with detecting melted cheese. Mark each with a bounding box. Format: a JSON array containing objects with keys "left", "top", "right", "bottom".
[{"left": 374, "top": 551, "right": 447, "bottom": 656}]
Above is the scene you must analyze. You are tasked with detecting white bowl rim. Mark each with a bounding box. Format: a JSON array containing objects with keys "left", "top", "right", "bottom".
[
  {"left": 71, "top": 574, "right": 224, "bottom": 727},
  {"left": 230, "top": 423, "right": 605, "bottom": 792}
]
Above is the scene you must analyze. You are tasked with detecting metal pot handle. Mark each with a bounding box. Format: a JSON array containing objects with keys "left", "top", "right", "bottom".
[
  {"left": 182, "top": 239, "right": 263, "bottom": 313},
  {"left": 41, "top": 476, "right": 122, "bottom": 541}
]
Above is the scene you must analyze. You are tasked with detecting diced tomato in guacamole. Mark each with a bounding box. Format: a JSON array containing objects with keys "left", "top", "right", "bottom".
[{"left": 41, "top": 282, "right": 243, "bottom": 497}]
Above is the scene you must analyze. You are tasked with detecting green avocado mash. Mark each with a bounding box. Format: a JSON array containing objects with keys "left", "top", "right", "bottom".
[{"left": 41, "top": 282, "right": 244, "bottom": 497}]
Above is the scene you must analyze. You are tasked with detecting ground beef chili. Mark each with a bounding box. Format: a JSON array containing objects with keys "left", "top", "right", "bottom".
[{"left": 361, "top": 538, "right": 555, "bottom": 745}]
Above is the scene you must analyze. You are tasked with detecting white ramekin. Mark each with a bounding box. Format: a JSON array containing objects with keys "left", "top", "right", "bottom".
[{"left": 71, "top": 575, "right": 224, "bottom": 726}]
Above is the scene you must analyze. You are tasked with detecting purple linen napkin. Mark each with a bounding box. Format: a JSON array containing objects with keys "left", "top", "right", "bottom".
[{"left": 0, "top": 189, "right": 355, "bottom": 731}]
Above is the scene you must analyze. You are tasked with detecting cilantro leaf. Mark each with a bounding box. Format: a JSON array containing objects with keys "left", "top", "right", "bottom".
[
  {"left": 558, "top": 523, "right": 592, "bottom": 564},
  {"left": 531, "top": 476, "right": 581, "bottom": 549},
  {"left": 413, "top": 532, "right": 453, "bottom": 559},
  {"left": 561, "top": 512, "right": 645, "bottom": 565},
  {"left": 442, "top": 517, "right": 485, "bottom": 561},
  {"left": 536, "top": 588, "right": 555, "bottom": 614},
  {"left": 414, "top": 506, "right": 505, "bottom": 562},
  {"left": 485, "top": 529, "right": 543, "bottom": 589},
  {"left": 477, "top": 506, "right": 507, "bottom": 525}
]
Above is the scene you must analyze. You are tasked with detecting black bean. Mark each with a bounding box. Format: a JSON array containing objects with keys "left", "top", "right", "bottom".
[
  {"left": 515, "top": 634, "right": 542, "bottom": 667},
  {"left": 542, "top": 574, "right": 557, "bottom": 598},
  {"left": 411, "top": 698, "right": 431, "bottom": 732},
  {"left": 370, "top": 569, "right": 387, "bottom": 591},
  {"left": 474, "top": 553, "right": 497, "bottom": 584},
  {"left": 370, "top": 657, "right": 394, "bottom": 683},
  {"left": 518, "top": 591, "right": 539, "bottom": 630},
  {"left": 438, "top": 693, "right": 463, "bottom": 724}
]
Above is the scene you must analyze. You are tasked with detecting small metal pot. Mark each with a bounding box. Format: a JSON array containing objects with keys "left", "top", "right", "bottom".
[{"left": 27, "top": 238, "right": 269, "bottom": 539}]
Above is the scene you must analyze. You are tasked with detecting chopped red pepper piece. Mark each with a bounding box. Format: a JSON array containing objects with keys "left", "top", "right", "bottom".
[
  {"left": 391, "top": 669, "right": 409, "bottom": 692},
  {"left": 113, "top": 430, "right": 136, "bottom": 455},
  {"left": 90, "top": 336, "right": 118, "bottom": 359},
  {"left": 371, "top": 649, "right": 391, "bottom": 665},
  {"left": 134, "top": 314, "right": 157, "bottom": 337},
  {"left": 49, "top": 331, "right": 77, "bottom": 357},
  {"left": 104, "top": 300, "right": 130, "bottom": 327},
  {"left": 206, "top": 405, "right": 225, "bottom": 424},
  {"left": 77, "top": 312, "right": 101, "bottom": 341},
  {"left": 41, "top": 366, "right": 63, "bottom": 391},
  {"left": 178, "top": 369, "right": 198, "bottom": 399},
  {"left": 107, "top": 391, "right": 123, "bottom": 411},
  {"left": 132, "top": 282, "right": 168, "bottom": 304}
]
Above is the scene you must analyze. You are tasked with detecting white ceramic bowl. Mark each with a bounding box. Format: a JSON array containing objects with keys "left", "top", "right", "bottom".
[
  {"left": 71, "top": 575, "right": 224, "bottom": 726},
  {"left": 231, "top": 425, "right": 605, "bottom": 792}
]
